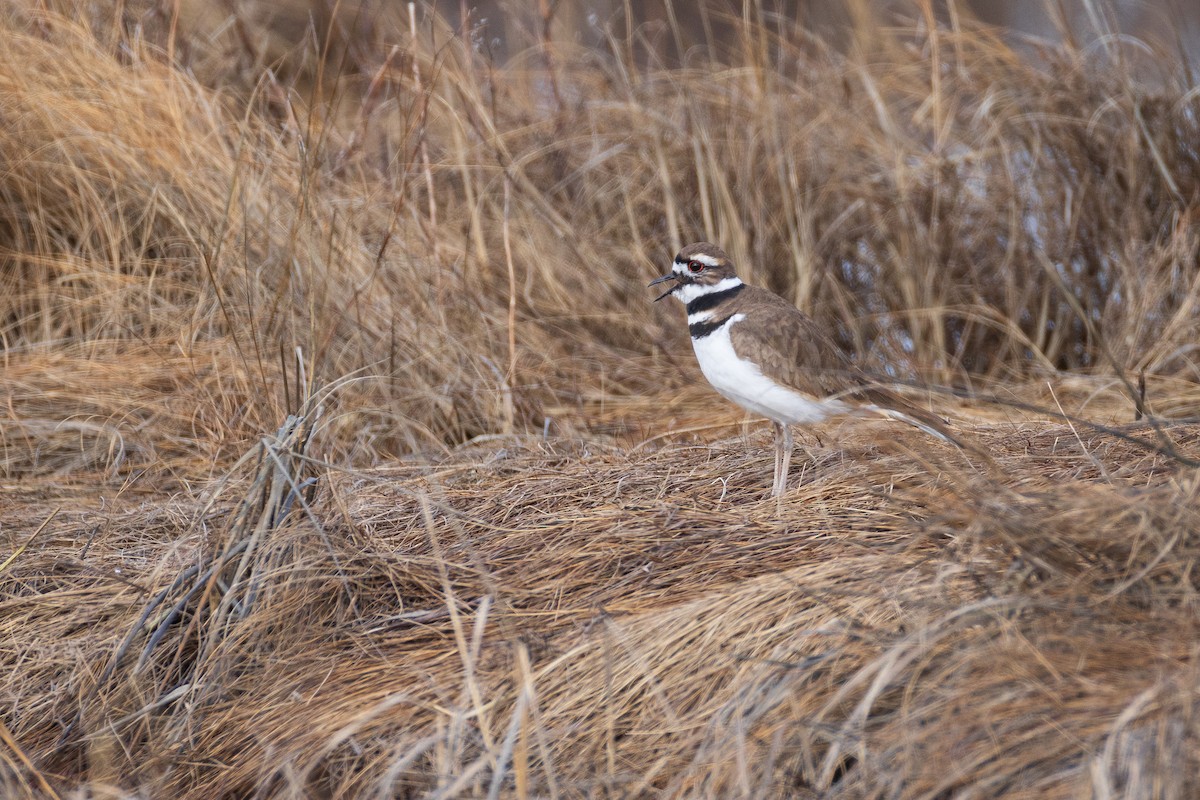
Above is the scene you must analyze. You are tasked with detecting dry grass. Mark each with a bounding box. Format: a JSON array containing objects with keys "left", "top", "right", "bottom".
[
  {"left": 3, "top": 0, "right": 1200, "bottom": 797},
  {"left": 5, "top": 412, "right": 1200, "bottom": 797}
]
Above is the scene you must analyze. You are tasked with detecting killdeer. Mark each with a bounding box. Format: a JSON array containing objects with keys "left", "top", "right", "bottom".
[{"left": 650, "top": 241, "right": 959, "bottom": 496}]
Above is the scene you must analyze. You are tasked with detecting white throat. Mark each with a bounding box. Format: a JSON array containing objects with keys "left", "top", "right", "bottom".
[{"left": 673, "top": 276, "right": 742, "bottom": 305}]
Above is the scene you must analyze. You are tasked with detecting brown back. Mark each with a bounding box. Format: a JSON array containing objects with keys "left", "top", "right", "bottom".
[{"left": 723, "top": 285, "right": 953, "bottom": 434}]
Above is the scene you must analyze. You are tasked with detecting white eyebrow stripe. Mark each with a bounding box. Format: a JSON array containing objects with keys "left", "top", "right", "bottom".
[{"left": 689, "top": 253, "right": 721, "bottom": 267}]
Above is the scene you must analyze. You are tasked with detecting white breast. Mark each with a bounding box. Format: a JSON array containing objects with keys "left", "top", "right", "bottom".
[{"left": 691, "top": 314, "right": 846, "bottom": 425}]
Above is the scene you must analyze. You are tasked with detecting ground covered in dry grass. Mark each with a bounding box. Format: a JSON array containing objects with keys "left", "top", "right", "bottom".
[{"left": 4, "top": 1, "right": 1200, "bottom": 797}]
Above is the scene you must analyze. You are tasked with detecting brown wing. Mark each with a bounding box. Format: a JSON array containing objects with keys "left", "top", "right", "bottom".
[
  {"left": 726, "top": 286, "right": 958, "bottom": 439},
  {"left": 725, "top": 286, "right": 862, "bottom": 399}
]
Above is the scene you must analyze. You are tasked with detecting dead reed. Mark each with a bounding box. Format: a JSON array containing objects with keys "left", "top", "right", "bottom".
[{"left": 3, "top": 0, "right": 1200, "bottom": 797}]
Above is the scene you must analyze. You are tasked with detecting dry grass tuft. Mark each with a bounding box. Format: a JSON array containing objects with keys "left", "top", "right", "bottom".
[{"left": 4, "top": 0, "right": 1200, "bottom": 797}]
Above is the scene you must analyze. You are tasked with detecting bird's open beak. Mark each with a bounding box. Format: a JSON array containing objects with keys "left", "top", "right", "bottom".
[{"left": 648, "top": 272, "right": 679, "bottom": 302}]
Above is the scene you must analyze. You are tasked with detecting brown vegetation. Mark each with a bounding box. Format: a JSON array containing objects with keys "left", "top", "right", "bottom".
[{"left": 3, "top": 1, "right": 1200, "bottom": 797}]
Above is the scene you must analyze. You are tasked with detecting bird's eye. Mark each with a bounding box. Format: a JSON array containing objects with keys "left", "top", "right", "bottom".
[{"left": 687, "top": 260, "right": 704, "bottom": 273}]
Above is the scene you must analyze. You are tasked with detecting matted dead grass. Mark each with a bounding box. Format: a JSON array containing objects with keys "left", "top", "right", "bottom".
[
  {"left": 4, "top": 399, "right": 1200, "bottom": 798},
  {"left": 4, "top": 0, "right": 1200, "bottom": 797}
]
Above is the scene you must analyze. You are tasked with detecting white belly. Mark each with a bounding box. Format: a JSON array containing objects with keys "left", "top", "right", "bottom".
[{"left": 691, "top": 314, "right": 846, "bottom": 425}]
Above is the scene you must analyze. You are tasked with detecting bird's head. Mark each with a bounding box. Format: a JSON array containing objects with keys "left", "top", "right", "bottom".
[{"left": 648, "top": 242, "right": 740, "bottom": 303}]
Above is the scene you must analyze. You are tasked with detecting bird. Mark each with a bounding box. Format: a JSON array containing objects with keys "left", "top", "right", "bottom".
[{"left": 649, "top": 241, "right": 961, "bottom": 497}]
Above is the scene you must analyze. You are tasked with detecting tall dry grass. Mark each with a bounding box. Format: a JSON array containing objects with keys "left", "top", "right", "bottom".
[
  {"left": 2, "top": 0, "right": 1199, "bottom": 478},
  {"left": 4, "top": 1, "right": 1200, "bottom": 797}
]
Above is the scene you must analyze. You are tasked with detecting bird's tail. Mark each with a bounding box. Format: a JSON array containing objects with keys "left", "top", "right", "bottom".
[
  {"left": 866, "top": 404, "right": 959, "bottom": 446},
  {"left": 858, "top": 390, "right": 994, "bottom": 466}
]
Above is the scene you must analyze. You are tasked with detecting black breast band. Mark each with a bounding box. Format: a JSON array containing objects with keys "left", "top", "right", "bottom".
[
  {"left": 685, "top": 283, "right": 744, "bottom": 316},
  {"left": 690, "top": 315, "right": 735, "bottom": 339}
]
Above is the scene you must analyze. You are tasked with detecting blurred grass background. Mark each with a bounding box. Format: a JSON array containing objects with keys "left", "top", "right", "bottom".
[{"left": 4, "top": 0, "right": 1200, "bottom": 478}]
